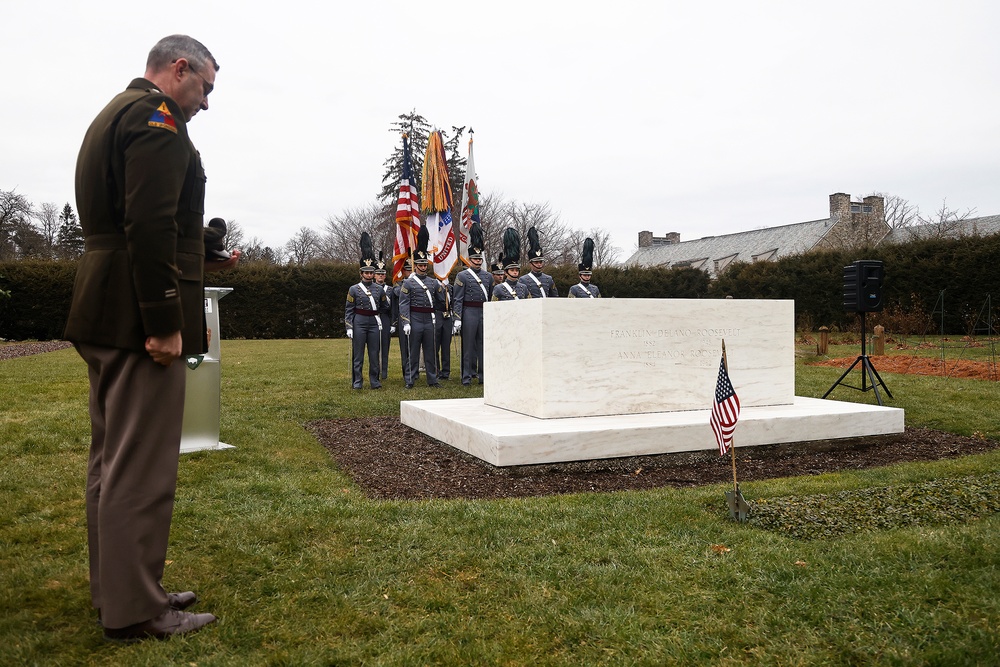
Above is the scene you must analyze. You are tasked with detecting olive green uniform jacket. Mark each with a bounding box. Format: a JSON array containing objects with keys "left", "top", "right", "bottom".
[{"left": 65, "top": 78, "right": 207, "bottom": 355}]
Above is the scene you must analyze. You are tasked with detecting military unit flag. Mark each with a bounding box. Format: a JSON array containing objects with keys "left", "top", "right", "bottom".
[
  {"left": 393, "top": 134, "right": 421, "bottom": 282},
  {"left": 710, "top": 349, "right": 741, "bottom": 456},
  {"left": 458, "top": 131, "right": 480, "bottom": 267}
]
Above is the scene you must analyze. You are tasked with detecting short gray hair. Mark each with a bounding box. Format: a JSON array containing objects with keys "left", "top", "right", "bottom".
[{"left": 146, "top": 34, "right": 219, "bottom": 73}]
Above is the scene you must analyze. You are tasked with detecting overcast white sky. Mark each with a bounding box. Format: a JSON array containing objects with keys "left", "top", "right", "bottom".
[{"left": 4, "top": 0, "right": 999, "bottom": 260}]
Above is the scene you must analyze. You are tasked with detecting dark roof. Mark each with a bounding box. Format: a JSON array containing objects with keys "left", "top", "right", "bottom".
[
  {"left": 626, "top": 218, "right": 835, "bottom": 277},
  {"left": 882, "top": 214, "right": 1000, "bottom": 243}
]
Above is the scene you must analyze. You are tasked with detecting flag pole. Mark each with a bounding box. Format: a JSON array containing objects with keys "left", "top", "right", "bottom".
[
  {"left": 723, "top": 339, "right": 738, "bottom": 495},
  {"left": 718, "top": 338, "right": 749, "bottom": 522},
  {"left": 403, "top": 132, "right": 417, "bottom": 258}
]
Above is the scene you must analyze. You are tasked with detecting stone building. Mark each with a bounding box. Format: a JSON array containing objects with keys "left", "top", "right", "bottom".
[{"left": 626, "top": 193, "right": 890, "bottom": 277}]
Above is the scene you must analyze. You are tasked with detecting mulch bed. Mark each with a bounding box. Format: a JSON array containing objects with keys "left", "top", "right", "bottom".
[
  {"left": 0, "top": 340, "right": 72, "bottom": 360},
  {"left": 309, "top": 418, "right": 1000, "bottom": 500},
  {"left": 811, "top": 355, "right": 1000, "bottom": 381}
]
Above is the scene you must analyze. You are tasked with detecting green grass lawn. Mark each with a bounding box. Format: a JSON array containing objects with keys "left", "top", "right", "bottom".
[{"left": 2, "top": 340, "right": 999, "bottom": 666}]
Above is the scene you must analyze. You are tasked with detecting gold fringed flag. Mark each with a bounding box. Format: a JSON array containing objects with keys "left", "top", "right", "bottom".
[
  {"left": 421, "top": 130, "right": 457, "bottom": 279},
  {"left": 710, "top": 345, "right": 741, "bottom": 456}
]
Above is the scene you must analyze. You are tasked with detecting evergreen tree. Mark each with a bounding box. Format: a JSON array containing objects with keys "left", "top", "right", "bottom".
[
  {"left": 378, "top": 110, "right": 467, "bottom": 212},
  {"left": 56, "top": 203, "right": 84, "bottom": 259}
]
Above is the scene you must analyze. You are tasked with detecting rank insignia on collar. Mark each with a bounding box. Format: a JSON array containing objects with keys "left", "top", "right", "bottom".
[{"left": 148, "top": 102, "right": 177, "bottom": 134}]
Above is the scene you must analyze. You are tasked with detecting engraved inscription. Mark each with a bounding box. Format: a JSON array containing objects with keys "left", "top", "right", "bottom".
[{"left": 610, "top": 327, "right": 741, "bottom": 368}]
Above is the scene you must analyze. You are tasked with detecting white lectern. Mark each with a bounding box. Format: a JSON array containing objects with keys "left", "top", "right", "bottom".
[{"left": 180, "top": 287, "right": 235, "bottom": 454}]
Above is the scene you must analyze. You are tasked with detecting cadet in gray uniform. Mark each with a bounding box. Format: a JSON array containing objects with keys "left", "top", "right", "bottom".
[
  {"left": 374, "top": 252, "right": 392, "bottom": 380},
  {"left": 492, "top": 227, "right": 530, "bottom": 302},
  {"left": 453, "top": 223, "right": 491, "bottom": 385},
  {"left": 399, "top": 227, "right": 444, "bottom": 388},
  {"left": 519, "top": 226, "right": 558, "bottom": 298},
  {"left": 345, "top": 233, "right": 388, "bottom": 389},
  {"left": 435, "top": 274, "right": 453, "bottom": 379},
  {"left": 567, "top": 237, "right": 602, "bottom": 299},
  {"left": 391, "top": 259, "right": 413, "bottom": 386}
]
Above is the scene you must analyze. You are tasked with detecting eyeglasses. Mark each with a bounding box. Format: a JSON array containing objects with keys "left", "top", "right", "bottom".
[{"left": 188, "top": 68, "right": 214, "bottom": 97}]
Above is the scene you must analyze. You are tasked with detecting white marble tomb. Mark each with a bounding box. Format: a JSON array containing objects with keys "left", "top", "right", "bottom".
[
  {"left": 483, "top": 298, "right": 794, "bottom": 418},
  {"left": 401, "top": 298, "right": 905, "bottom": 466}
]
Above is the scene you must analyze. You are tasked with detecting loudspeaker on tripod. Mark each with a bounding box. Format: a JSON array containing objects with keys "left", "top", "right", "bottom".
[{"left": 843, "top": 260, "right": 884, "bottom": 313}]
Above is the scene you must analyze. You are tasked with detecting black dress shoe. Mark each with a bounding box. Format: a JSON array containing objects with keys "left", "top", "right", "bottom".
[
  {"left": 104, "top": 608, "right": 216, "bottom": 642},
  {"left": 167, "top": 591, "right": 197, "bottom": 611},
  {"left": 97, "top": 591, "right": 197, "bottom": 624}
]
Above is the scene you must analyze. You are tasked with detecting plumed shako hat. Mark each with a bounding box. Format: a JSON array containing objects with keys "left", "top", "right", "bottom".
[
  {"left": 578, "top": 237, "right": 594, "bottom": 274},
  {"left": 527, "top": 226, "right": 544, "bottom": 261},
  {"left": 468, "top": 222, "right": 485, "bottom": 260},
  {"left": 359, "top": 232, "right": 376, "bottom": 271},
  {"left": 414, "top": 226, "right": 431, "bottom": 264},
  {"left": 502, "top": 227, "right": 520, "bottom": 271}
]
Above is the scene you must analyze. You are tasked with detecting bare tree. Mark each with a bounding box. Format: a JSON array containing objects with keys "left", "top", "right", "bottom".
[
  {"left": 0, "top": 189, "right": 34, "bottom": 260},
  {"left": 320, "top": 202, "right": 394, "bottom": 263},
  {"left": 284, "top": 226, "right": 322, "bottom": 266},
  {"left": 869, "top": 192, "right": 920, "bottom": 231},
  {"left": 596, "top": 228, "right": 622, "bottom": 267},
  {"left": 35, "top": 202, "right": 60, "bottom": 258},
  {"left": 239, "top": 236, "right": 282, "bottom": 264},
  {"left": 503, "top": 200, "right": 574, "bottom": 266},
  {"left": 223, "top": 219, "right": 246, "bottom": 252},
  {"left": 911, "top": 199, "right": 977, "bottom": 240}
]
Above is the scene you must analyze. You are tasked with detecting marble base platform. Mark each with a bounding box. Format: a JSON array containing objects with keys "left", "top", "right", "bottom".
[{"left": 401, "top": 397, "right": 905, "bottom": 467}]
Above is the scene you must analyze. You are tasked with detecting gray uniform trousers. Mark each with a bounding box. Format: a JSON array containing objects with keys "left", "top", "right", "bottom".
[
  {"left": 378, "top": 284, "right": 392, "bottom": 379},
  {"left": 460, "top": 305, "right": 484, "bottom": 384},
  {"left": 408, "top": 311, "right": 437, "bottom": 385},
  {"left": 76, "top": 342, "right": 185, "bottom": 629},
  {"left": 454, "top": 267, "right": 491, "bottom": 385},
  {"left": 400, "top": 274, "right": 441, "bottom": 386},
  {"left": 392, "top": 284, "right": 412, "bottom": 385},
  {"left": 351, "top": 315, "right": 381, "bottom": 388},
  {"left": 435, "top": 307, "right": 452, "bottom": 378}
]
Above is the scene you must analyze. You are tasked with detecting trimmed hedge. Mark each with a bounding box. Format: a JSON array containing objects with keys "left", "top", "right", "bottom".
[
  {"left": 708, "top": 234, "right": 1000, "bottom": 334},
  {"left": 2, "top": 233, "right": 998, "bottom": 340},
  {"left": 0, "top": 261, "right": 77, "bottom": 341}
]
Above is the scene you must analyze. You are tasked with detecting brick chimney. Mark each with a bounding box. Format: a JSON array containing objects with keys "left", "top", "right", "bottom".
[{"left": 638, "top": 231, "right": 653, "bottom": 247}]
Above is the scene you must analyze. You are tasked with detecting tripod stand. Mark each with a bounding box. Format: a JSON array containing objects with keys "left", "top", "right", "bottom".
[{"left": 822, "top": 311, "right": 893, "bottom": 406}]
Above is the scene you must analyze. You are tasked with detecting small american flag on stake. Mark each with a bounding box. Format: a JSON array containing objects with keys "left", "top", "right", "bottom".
[{"left": 710, "top": 344, "right": 741, "bottom": 456}]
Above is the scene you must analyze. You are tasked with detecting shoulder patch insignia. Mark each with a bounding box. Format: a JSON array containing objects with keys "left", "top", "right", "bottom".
[{"left": 148, "top": 102, "right": 178, "bottom": 134}]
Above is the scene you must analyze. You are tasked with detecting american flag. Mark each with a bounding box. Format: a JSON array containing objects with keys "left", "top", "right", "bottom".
[
  {"left": 393, "top": 134, "right": 421, "bottom": 282},
  {"left": 710, "top": 352, "right": 741, "bottom": 456}
]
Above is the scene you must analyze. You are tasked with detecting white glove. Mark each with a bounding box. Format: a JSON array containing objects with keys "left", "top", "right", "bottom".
[
  {"left": 346, "top": 329, "right": 353, "bottom": 339},
  {"left": 453, "top": 321, "right": 462, "bottom": 335},
  {"left": 390, "top": 326, "right": 396, "bottom": 335},
  {"left": 403, "top": 324, "right": 411, "bottom": 336}
]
